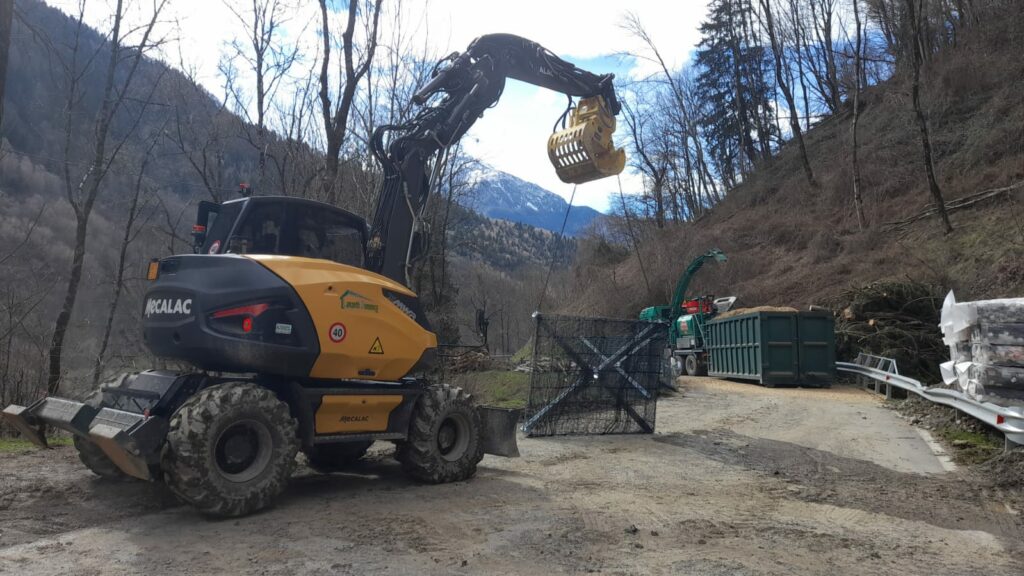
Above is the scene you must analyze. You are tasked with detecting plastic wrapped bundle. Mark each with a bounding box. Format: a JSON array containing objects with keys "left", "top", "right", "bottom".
[
  {"left": 966, "top": 364, "right": 1024, "bottom": 408},
  {"left": 973, "top": 323, "right": 1024, "bottom": 346},
  {"left": 970, "top": 343, "right": 1024, "bottom": 367},
  {"left": 940, "top": 291, "right": 1024, "bottom": 407}
]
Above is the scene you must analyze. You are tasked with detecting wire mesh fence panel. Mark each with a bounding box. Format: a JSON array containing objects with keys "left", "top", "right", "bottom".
[{"left": 523, "top": 314, "right": 666, "bottom": 436}]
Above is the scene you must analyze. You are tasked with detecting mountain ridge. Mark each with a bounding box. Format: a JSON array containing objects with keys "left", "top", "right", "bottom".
[{"left": 465, "top": 169, "right": 602, "bottom": 236}]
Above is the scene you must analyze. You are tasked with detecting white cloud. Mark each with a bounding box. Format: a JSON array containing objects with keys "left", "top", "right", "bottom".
[{"left": 52, "top": 0, "right": 710, "bottom": 211}]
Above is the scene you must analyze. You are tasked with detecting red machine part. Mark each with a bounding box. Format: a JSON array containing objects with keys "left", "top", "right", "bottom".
[{"left": 682, "top": 296, "right": 715, "bottom": 315}]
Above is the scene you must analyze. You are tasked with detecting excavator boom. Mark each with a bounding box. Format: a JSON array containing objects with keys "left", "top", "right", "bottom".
[{"left": 368, "top": 33, "right": 625, "bottom": 285}]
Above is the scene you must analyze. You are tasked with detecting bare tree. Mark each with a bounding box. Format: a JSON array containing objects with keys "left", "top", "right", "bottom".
[
  {"left": 621, "top": 97, "right": 668, "bottom": 228},
  {"left": 850, "top": 0, "right": 868, "bottom": 229},
  {"left": 318, "top": 0, "right": 383, "bottom": 202},
  {"left": 621, "top": 12, "right": 719, "bottom": 222},
  {"left": 760, "top": 0, "right": 819, "bottom": 189},
  {"left": 167, "top": 67, "right": 236, "bottom": 202},
  {"left": 91, "top": 128, "right": 162, "bottom": 387},
  {"left": 0, "top": 0, "right": 12, "bottom": 135},
  {"left": 47, "top": 0, "right": 168, "bottom": 395},
  {"left": 904, "top": 0, "right": 952, "bottom": 233},
  {"left": 222, "top": 0, "right": 302, "bottom": 188},
  {"left": 804, "top": 0, "right": 842, "bottom": 113}
]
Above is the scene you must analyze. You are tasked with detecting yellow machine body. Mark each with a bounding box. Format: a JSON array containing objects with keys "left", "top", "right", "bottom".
[
  {"left": 250, "top": 255, "right": 438, "bottom": 382},
  {"left": 547, "top": 96, "right": 627, "bottom": 185},
  {"left": 314, "top": 394, "right": 405, "bottom": 434}
]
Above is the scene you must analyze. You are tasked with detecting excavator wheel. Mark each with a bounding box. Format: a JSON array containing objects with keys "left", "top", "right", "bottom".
[
  {"left": 396, "top": 384, "right": 484, "bottom": 484},
  {"left": 74, "top": 386, "right": 132, "bottom": 481},
  {"left": 304, "top": 441, "right": 373, "bottom": 473},
  {"left": 162, "top": 382, "right": 298, "bottom": 517}
]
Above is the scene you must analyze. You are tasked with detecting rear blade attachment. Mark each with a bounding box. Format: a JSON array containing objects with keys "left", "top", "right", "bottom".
[
  {"left": 547, "top": 96, "right": 626, "bottom": 185},
  {"left": 477, "top": 406, "right": 521, "bottom": 458},
  {"left": 2, "top": 404, "right": 51, "bottom": 448},
  {"left": 1, "top": 371, "right": 194, "bottom": 480},
  {"left": 1, "top": 397, "right": 100, "bottom": 449}
]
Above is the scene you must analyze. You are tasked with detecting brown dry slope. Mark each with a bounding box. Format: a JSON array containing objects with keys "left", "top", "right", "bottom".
[
  {"left": 1, "top": 378, "right": 1021, "bottom": 576},
  {"left": 571, "top": 4, "right": 1024, "bottom": 319}
]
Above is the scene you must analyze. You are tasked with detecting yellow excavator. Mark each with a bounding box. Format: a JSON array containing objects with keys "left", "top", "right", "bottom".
[{"left": 2, "top": 34, "right": 626, "bottom": 517}]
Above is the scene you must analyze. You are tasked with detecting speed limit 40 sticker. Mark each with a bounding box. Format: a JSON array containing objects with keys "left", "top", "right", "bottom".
[{"left": 328, "top": 322, "right": 347, "bottom": 343}]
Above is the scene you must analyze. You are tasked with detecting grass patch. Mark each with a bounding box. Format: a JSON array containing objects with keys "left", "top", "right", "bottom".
[
  {"left": 450, "top": 370, "right": 530, "bottom": 409},
  {"left": 0, "top": 435, "right": 73, "bottom": 452},
  {"left": 936, "top": 427, "right": 1002, "bottom": 465},
  {"left": 509, "top": 339, "right": 534, "bottom": 364}
]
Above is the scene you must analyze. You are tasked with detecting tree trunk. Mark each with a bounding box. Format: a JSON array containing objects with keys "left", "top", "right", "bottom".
[
  {"left": 851, "top": 0, "right": 867, "bottom": 229},
  {"left": 47, "top": 215, "right": 87, "bottom": 394},
  {"left": 761, "top": 0, "right": 818, "bottom": 190},
  {"left": 91, "top": 154, "right": 151, "bottom": 387},
  {"left": 906, "top": 0, "right": 952, "bottom": 233}
]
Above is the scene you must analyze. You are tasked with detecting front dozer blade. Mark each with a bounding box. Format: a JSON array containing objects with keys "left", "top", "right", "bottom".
[
  {"left": 547, "top": 96, "right": 626, "bottom": 185},
  {"left": 478, "top": 406, "right": 521, "bottom": 458}
]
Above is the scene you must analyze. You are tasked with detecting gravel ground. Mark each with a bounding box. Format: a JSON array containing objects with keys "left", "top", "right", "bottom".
[{"left": 1, "top": 377, "right": 1021, "bottom": 576}]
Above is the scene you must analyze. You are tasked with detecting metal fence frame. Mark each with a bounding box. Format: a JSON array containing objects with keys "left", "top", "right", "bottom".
[
  {"left": 838, "top": 353, "right": 1024, "bottom": 450},
  {"left": 522, "top": 313, "right": 664, "bottom": 436}
]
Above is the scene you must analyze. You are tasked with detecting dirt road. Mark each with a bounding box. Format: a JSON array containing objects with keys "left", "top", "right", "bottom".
[{"left": 2, "top": 378, "right": 1021, "bottom": 575}]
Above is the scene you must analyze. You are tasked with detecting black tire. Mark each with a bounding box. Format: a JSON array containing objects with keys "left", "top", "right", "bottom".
[
  {"left": 74, "top": 386, "right": 131, "bottom": 481},
  {"left": 162, "top": 382, "right": 299, "bottom": 517},
  {"left": 305, "top": 441, "right": 373, "bottom": 473},
  {"left": 685, "top": 354, "right": 709, "bottom": 377},
  {"left": 684, "top": 354, "right": 699, "bottom": 376},
  {"left": 396, "top": 384, "right": 484, "bottom": 484}
]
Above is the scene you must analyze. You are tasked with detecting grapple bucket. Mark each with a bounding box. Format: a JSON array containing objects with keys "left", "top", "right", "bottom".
[{"left": 547, "top": 96, "right": 626, "bottom": 185}]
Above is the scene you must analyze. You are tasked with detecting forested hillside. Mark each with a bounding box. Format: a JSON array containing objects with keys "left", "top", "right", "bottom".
[{"left": 570, "top": 0, "right": 1023, "bottom": 319}]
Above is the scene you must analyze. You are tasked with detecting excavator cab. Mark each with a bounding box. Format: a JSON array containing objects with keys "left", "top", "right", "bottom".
[
  {"left": 192, "top": 196, "right": 368, "bottom": 265},
  {"left": 547, "top": 96, "right": 626, "bottom": 185}
]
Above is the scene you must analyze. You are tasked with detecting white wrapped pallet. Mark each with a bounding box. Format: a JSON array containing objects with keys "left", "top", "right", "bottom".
[{"left": 940, "top": 291, "right": 1024, "bottom": 407}]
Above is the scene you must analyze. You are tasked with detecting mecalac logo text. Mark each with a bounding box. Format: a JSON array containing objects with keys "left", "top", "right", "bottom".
[{"left": 145, "top": 298, "right": 193, "bottom": 317}]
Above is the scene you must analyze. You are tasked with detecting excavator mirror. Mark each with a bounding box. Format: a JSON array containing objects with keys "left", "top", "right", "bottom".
[{"left": 547, "top": 96, "right": 626, "bottom": 185}]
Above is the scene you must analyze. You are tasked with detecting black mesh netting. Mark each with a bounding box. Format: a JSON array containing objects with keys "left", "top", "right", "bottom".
[{"left": 523, "top": 314, "right": 666, "bottom": 436}]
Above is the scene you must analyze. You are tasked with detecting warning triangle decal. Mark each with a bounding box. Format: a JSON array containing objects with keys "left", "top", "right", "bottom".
[{"left": 368, "top": 337, "right": 384, "bottom": 354}]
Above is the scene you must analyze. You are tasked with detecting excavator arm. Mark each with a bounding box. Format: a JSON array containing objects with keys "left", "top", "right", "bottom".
[
  {"left": 367, "top": 33, "right": 625, "bottom": 285},
  {"left": 669, "top": 249, "right": 728, "bottom": 314}
]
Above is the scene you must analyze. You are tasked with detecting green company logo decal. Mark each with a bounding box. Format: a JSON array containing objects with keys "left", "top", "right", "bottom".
[{"left": 339, "top": 290, "right": 379, "bottom": 313}]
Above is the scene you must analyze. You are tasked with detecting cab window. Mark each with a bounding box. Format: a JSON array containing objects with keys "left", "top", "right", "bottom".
[
  {"left": 227, "top": 202, "right": 284, "bottom": 255},
  {"left": 286, "top": 205, "right": 365, "bottom": 266}
]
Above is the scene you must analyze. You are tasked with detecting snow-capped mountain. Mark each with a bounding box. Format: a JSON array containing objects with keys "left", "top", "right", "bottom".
[{"left": 465, "top": 169, "right": 603, "bottom": 236}]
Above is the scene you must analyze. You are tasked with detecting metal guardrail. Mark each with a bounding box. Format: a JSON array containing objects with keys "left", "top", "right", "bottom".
[{"left": 838, "top": 353, "right": 1024, "bottom": 450}]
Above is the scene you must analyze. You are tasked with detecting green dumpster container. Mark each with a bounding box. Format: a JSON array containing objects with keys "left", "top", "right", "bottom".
[
  {"left": 796, "top": 312, "right": 836, "bottom": 386},
  {"left": 705, "top": 311, "right": 834, "bottom": 387}
]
